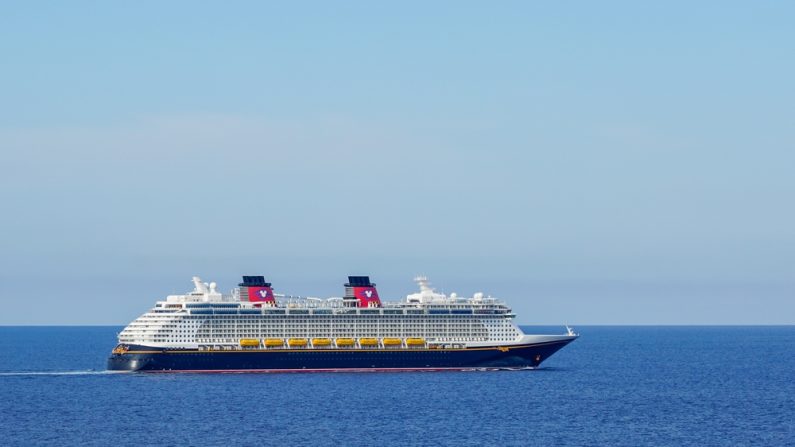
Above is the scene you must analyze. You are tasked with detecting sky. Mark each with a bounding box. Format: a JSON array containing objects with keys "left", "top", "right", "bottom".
[{"left": 0, "top": 1, "right": 793, "bottom": 325}]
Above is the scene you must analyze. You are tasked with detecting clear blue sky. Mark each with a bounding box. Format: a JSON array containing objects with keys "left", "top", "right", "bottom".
[{"left": 1, "top": 1, "right": 793, "bottom": 325}]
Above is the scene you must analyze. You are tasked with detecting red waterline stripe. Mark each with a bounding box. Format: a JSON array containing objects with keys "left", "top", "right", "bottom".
[{"left": 137, "top": 366, "right": 536, "bottom": 374}]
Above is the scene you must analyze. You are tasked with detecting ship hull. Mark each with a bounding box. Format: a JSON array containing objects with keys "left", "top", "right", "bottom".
[{"left": 107, "top": 339, "right": 575, "bottom": 372}]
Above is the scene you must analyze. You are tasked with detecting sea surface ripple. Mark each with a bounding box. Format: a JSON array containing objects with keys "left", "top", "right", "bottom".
[{"left": 0, "top": 326, "right": 792, "bottom": 446}]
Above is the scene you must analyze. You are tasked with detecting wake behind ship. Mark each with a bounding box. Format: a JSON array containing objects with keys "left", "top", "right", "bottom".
[{"left": 108, "top": 276, "right": 578, "bottom": 372}]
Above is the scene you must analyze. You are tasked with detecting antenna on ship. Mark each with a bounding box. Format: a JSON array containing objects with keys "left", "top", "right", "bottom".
[
  {"left": 414, "top": 275, "right": 433, "bottom": 293},
  {"left": 192, "top": 276, "right": 208, "bottom": 294}
]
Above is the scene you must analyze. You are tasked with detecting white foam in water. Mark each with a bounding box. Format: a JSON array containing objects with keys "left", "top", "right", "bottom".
[{"left": 0, "top": 370, "right": 124, "bottom": 376}]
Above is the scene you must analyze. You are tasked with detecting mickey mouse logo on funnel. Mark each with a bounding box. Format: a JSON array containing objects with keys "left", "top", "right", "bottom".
[
  {"left": 345, "top": 276, "right": 382, "bottom": 308},
  {"left": 238, "top": 276, "right": 275, "bottom": 305}
]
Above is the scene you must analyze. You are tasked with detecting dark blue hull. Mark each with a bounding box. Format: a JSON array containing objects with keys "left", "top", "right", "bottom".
[{"left": 107, "top": 339, "right": 575, "bottom": 372}]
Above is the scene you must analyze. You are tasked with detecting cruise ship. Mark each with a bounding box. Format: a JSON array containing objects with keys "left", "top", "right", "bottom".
[{"left": 107, "top": 275, "right": 578, "bottom": 372}]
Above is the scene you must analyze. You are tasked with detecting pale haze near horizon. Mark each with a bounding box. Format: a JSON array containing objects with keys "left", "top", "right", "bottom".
[{"left": 0, "top": 2, "right": 793, "bottom": 325}]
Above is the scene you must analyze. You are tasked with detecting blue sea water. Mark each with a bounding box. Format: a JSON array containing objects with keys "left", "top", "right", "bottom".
[{"left": 0, "top": 326, "right": 792, "bottom": 446}]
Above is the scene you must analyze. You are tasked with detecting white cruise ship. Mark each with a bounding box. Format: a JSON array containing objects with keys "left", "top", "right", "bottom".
[{"left": 108, "top": 275, "right": 578, "bottom": 372}]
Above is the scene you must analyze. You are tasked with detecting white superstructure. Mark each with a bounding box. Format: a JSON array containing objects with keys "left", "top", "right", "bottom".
[{"left": 118, "top": 276, "right": 563, "bottom": 349}]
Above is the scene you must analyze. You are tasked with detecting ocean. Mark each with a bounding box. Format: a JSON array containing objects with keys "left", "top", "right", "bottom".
[{"left": 0, "top": 326, "right": 792, "bottom": 446}]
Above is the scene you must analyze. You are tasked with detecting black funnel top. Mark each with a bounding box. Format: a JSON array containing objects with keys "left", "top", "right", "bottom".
[
  {"left": 346, "top": 276, "right": 374, "bottom": 287},
  {"left": 239, "top": 276, "right": 271, "bottom": 287}
]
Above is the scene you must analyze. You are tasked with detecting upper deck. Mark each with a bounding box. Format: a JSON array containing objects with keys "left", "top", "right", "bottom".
[
  {"left": 152, "top": 277, "right": 513, "bottom": 317},
  {"left": 153, "top": 276, "right": 515, "bottom": 318}
]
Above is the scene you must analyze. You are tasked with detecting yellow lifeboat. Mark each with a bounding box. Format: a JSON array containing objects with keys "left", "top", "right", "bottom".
[
  {"left": 288, "top": 338, "right": 308, "bottom": 347},
  {"left": 312, "top": 338, "right": 332, "bottom": 347},
  {"left": 359, "top": 338, "right": 378, "bottom": 347},
  {"left": 239, "top": 338, "right": 260, "bottom": 347},
  {"left": 264, "top": 338, "right": 284, "bottom": 348},
  {"left": 382, "top": 338, "right": 402, "bottom": 346},
  {"left": 406, "top": 338, "right": 426, "bottom": 346},
  {"left": 336, "top": 338, "right": 355, "bottom": 347}
]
